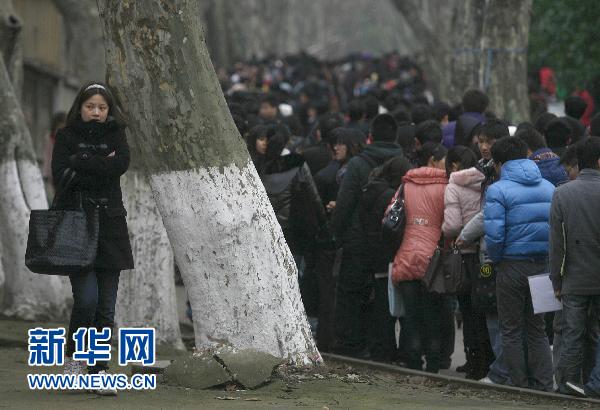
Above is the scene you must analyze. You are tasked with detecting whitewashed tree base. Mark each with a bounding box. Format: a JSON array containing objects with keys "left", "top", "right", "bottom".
[
  {"left": 115, "top": 171, "right": 184, "bottom": 349},
  {"left": 0, "top": 159, "right": 70, "bottom": 320},
  {"left": 149, "top": 160, "right": 320, "bottom": 364}
]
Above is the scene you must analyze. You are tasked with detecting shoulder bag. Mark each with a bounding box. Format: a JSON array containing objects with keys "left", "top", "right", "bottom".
[
  {"left": 25, "top": 169, "right": 99, "bottom": 275},
  {"left": 381, "top": 184, "right": 406, "bottom": 260}
]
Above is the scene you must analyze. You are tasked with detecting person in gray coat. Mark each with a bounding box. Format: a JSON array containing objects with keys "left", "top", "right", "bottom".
[{"left": 550, "top": 137, "right": 600, "bottom": 394}]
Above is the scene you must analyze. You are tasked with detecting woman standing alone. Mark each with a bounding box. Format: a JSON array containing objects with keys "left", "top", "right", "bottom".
[{"left": 51, "top": 82, "right": 133, "bottom": 395}]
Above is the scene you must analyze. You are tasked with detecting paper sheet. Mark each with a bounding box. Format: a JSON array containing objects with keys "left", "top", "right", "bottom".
[{"left": 528, "top": 273, "right": 562, "bottom": 314}]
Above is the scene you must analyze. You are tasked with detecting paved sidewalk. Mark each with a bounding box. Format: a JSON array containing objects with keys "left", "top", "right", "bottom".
[{"left": 0, "top": 317, "right": 578, "bottom": 410}]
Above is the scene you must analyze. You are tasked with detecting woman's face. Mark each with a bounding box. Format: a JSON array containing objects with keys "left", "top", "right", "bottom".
[
  {"left": 255, "top": 136, "right": 268, "bottom": 155},
  {"left": 334, "top": 143, "right": 348, "bottom": 162},
  {"left": 80, "top": 94, "right": 109, "bottom": 123}
]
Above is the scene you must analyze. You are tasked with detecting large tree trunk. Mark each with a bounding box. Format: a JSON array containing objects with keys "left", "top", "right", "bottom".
[
  {"left": 0, "top": 1, "right": 23, "bottom": 99},
  {"left": 53, "top": 0, "right": 182, "bottom": 347},
  {"left": 390, "top": 0, "right": 457, "bottom": 103},
  {"left": 478, "top": 0, "right": 531, "bottom": 123},
  {"left": 115, "top": 170, "right": 184, "bottom": 349},
  {"left": 0, "top": 1, "right": 70, "bottom": 320},
  {"left": 98, "top": 0, "right": 320, "bottom": 364},
  {"left": 392, "top": 0, "right": 531, "bottom": 123},
  {"left": 53, "top": 0, "right": 105, "bottom": 82}
]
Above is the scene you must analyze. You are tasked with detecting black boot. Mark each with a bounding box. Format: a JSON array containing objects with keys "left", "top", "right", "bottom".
[{"left": 466, "top": 350, "right": 490, "bottom": 380}]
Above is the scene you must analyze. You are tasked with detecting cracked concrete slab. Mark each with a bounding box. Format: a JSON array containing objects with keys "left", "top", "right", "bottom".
[
  {"left": 215, "top": 348, "right": 283, "bottom": 389},
  {"left": 163, "top": 352, "right": 230, "bottom": 389}
]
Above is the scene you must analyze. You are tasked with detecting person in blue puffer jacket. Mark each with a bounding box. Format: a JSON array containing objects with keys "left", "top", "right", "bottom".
[{"left": 484, "top": 137, "right": 555, "bottom": 392}]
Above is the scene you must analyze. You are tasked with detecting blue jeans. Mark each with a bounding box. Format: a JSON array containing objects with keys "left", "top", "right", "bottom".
[
  {"left": 496, "top": 260, "right": 553, "bottom": 391},
  {"left": 486, "top": 313, "right": 512, "bottom": 384},
  {"left": 558, "top": 294, "right": 600, "bottom": 392},
  {"left": 585, "top": 337, "right": 600, "bottom": 397},
  {"left": 66, "top": 269, "right": 121, "bottom": 372}
]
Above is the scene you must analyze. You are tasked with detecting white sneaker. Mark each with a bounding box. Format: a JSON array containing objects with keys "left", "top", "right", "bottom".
[
  {"left": 479, "top": 377, "right": 494, "bottom": 384},
  {"left": 63, "top": 357, "right": 86, "bottom": 375},
  {"left": 565, "top": 381, "right": 587, "bottom": 397},
  {"left": 92, "top": 370, "right": 117, "bottom": 396}
]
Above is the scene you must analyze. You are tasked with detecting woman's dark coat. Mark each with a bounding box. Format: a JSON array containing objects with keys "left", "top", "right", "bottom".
[
  {"left": 260, "top": 153, "right": 327, "bottom": 255},
  {"left": 51, "top": 118, "right": 134, "bottom": 271}
]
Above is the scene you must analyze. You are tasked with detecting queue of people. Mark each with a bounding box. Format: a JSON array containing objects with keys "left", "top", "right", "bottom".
[{"left": 227, "top": 53, "right": 600, "bottom": 396}]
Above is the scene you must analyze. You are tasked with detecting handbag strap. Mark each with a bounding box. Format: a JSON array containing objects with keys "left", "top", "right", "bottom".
[
  {"left": 391, "top": 184, "right": 405, "bottom": 211},
  {"left": 51, "top": 168, "right": 78, "bottom": 209},
  {"left": 437, "top": 232, "right": 445, "bottom": 248}
]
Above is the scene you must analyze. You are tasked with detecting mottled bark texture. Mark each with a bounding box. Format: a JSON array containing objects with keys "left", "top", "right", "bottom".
[
  {"left": 53, "top": 0, "right": 106, "bottom": 82},
  {"left": 0, "top": 1, "right": 70, "bottom": 319},
  {"left": 392, "top": 0, "right": 532, "bottom": 123},
  {"left": 98, "top": 0, "right": 320, "bottom": 364},
  {"left": 115, "top": 171, "right": 184, "bottom": 349},
  {"left": 0, "top": 1, "right": 23, "bottom": 98}
]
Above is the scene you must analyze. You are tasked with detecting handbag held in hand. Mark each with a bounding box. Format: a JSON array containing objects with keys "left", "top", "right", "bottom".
[
  {"left": 422, "top": 235, "right": 467, "bottom": 295},
  {"left": 25, "top": 170, "right": 99, "bottom": 275}
]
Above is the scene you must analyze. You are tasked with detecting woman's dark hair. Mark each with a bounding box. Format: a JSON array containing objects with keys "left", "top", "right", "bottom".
[
  {"left": 462, "top": 89, "right": 489, "bottom": 113},
  {"left": 379, "top": 156, "right": 412, "bottom": 189},
  {"left": 534, "top": 112, "right": 557, "bottom": 134},
  {"left": 331, "top": 127, "right": 364, "bottom": 161},
  {"left": 65, "top": 81, "right": 126, "bottom": 128},
  {"left": 414, "top": 119, "right": 443, "bottom": 145},
  {"left": 246, "top": 124, "right": 268, "bottom": 156},
  {"left": 418, "top": 142, "right": 447, "bottom": 167},
  {"left": 445, "top": 145, "right": 478, "bottom": 177},
  {"left": 559, "top": 143, "right": 578, "bottom": 167},
  {"left": 262, "top": 124, "right": 292, "bottom": 172}
]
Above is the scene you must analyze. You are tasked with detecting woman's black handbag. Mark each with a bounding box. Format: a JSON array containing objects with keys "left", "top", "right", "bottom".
[
  {"left": 422, "top": 235, "right": 467, "bottom": 295},
  {"left": 25, "top": 170, "right": 99, "bottom": 275},
  {"left": 381, "top": 184, "right": 406, "bottom": 259}
]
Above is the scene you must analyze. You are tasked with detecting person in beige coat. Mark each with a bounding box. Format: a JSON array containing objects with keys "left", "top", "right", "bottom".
[{"left": 442, "top": 145, "right": 493, "bottom": 380}]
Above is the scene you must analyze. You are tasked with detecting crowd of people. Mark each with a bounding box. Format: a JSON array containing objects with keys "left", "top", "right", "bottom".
[{"left": 224, "top": 52, "right": 600, "bottom": 397}]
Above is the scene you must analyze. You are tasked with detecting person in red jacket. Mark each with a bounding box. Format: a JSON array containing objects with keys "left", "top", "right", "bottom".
[{"left": 391, "top": 142, "right": 450, "bottom": 373}]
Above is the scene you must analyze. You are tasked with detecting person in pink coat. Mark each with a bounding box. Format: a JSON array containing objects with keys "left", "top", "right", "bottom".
[
  {"left": 391, "top": 142, "right": 450, "bottom": 373},
  {"left": 442, "top": 146, "right": 493, "bottom": 380}
]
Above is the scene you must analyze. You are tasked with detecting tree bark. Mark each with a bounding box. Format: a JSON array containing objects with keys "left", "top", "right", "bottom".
[
  {"left": 392, "top": 0, "right": 531, "bottom": 123},
  {"left": 98, "top": 0, "right": 320, "bottom": 364},
  {"left": 0, "top": 6, "right": 70, "bottom": 319},
  {"left": 0, "top": 1, "right": 23, "bottom": 99},
  {"left": 479, "top": 0, "right": 531, "bottom": 123},
  {"left": 53, "top": 0, "right": 106, "bottom": 82},
  {"left": 115, "top": 170, "right": 184, "bottom": 349}
]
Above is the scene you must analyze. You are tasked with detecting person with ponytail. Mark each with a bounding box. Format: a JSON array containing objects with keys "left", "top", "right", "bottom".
[
  {"left": 390, "top": 142, "right": 451, "bottom": 373},
  {"left": 443, "top": 146, "right": 494, "bottom": 379}
]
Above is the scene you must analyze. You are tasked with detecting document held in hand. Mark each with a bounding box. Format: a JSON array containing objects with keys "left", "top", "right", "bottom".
[{"left": 528, "top": 273, "right": 562, "bottom": 314}]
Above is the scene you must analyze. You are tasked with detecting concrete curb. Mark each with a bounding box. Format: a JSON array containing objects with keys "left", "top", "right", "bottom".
[{"left": 323, "top": 353, "right": 600, "bottom": 406}]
